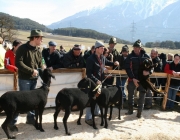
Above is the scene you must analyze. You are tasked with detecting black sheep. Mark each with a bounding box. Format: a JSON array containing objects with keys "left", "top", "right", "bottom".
[
  {"left": 89, "top": 82, "right": 122, "bottom": 129},
  {"left": 0, "top": 69, "right": 55, "bottom": 139},
  {"left": 53, "top": 78, "right": 93, "bottom": 135}
]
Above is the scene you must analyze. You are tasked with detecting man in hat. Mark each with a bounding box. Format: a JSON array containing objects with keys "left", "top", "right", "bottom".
[
  {"left": 115, "top": 45, "right": 129, "bottom": 103},
  {"left": 125, "top": 39, "right": 151, "bottom": 118},
  {"left": 0, "top": 37, "right": 6, "bottom": 69},
  {"left": 63, "top": 44, "right": 85, "bottom": 68},
  {"left": 106, "top": 37, "right": 120, "bottom": 85},
  {"left": 107, "top": 37, "right": 120, "bottom": 62},
  {"left": 85, "top": 40, "right": 119, "bottom": 126},
  {"left": 42, "top": 41, "right": 63, "bottom": 70},
  {"left": 15, "top": 29, "right": 44, "bottom": 127}
]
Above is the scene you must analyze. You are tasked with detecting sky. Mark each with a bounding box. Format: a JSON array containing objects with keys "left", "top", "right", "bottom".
[{"left": 0, "top": 0, "right": 112, "bottom": 25}]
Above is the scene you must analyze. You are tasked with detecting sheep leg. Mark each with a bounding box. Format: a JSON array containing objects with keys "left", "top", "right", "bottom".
[
  {"left": 38, "top": 108, "right": 45, "bottom": 132},
  {"left": 108, "top": 105, "right": 113, "bottom": 121},
  {"left": 63, "top": 107, "right": 71, "bottom": 135},
  {"left": 104, "top": 106, "right": 108, "bottom": 129},
  {"left": 2, "top": 114, "right": 16, "bottom": 139},
  {"left": 100, "top": 106, "right": 104, "bottom": 126},
  {"left": 91, "top": 102, "right": 98, "bottom": 129},
  {"left": 54, "top": 106, "right": 61, "bottom": 130},
  {"left": 34, "top": 109, "right": 39, "bottom": 130},
  {"left": 118, "top": 102, "right": 121, "bottom": 120},
  {"left": 77, "top": 109, "right": 83, "bottom": 125}
]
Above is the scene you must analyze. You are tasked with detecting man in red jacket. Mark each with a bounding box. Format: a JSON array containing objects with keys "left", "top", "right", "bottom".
[{"left": 4, "top": 40, "right": 22, "bottom": 72}]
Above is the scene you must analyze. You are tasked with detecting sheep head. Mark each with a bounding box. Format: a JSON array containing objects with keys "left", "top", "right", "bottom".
[{"left": 41, "top": 68, "right": 55, "bottom": 87}]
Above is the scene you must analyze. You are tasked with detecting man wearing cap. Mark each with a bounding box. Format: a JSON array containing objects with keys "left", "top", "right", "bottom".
[
  {"left": 125, "top": 39, "right": 151, "bottom": 118},
  {"left": 63, "top": 44, "right": 85, "bottom": 68},
  {"left": 85, "top": 40, "right": 119, "bottom": 126},
  {"left": 42, "top": 41, "right": 63, "bottom": 70},
  {"left": 15, "top": 29, "right": 44, "bottom": 126},
  {"left": 0, "top": 37, "right": 6, "bottom": 69},
  {"left": 115, "top": 45, "right": 129, "bottom": 103}
]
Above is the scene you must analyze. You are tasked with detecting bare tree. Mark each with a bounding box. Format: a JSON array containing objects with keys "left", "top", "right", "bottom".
[{"left": 0, "top": 14, "right": 17, "bottom": 42}]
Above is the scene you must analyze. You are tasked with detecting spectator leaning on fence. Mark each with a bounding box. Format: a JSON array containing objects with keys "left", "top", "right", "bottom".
[
  {"left": 144, "top": 48, "right": 163, "bottom": 109},
  {"left": 15, "top": 29, "right": 44, "bottom": 126},
  {"left": 125, "top": 39, "right": 151, "bottom": 118},
  {"left": 63, "top": 44, "right": 85, "bottom": 68},
  {"left": 4, "top": 40, "right": 22, "bottom": 72},
  {"left": 115, "top": 45, "right": 129, "bottom": 102},
  {"left": 42, "top": 41, "right": 63, "bottom": 71},
  {"left": 164, "top": 54, "right": 180, "bottom": 110},
  {"left": 0, "top": 37, "right": 6, "bottom": 69}
]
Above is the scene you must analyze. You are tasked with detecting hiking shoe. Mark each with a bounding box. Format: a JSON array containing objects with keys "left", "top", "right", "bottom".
[
  {"left": 26, "top": 119, "right": 35, "bottom": 125},
  {"left": 85, "top": 119, "right": 93, "bottom": 126},
  {"left": 8, "top": 125, "right": 18, "bottom": 132}
]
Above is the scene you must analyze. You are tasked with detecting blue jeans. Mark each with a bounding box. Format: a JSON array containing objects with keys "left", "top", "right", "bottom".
[
  {"left": 166, "top": 85, "right": 179, "bottom": 109},
  {"left": 116, "top": 77, "right": 127, "bottom": 99},
  {"left": 10, "top": 79, "right": 37, "bottom": 125},
  {"left": 85, "top": 104, "right": 100, "bottom": 120}
]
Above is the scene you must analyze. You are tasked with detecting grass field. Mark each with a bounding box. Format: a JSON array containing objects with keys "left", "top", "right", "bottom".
[{"left": 15, "top": 30, "right": 179, "bottom": 55}]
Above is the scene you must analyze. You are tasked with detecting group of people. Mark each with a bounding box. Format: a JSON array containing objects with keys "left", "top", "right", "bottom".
[{"left": 0, "top": 29, "right": 180, "bottom": 130}]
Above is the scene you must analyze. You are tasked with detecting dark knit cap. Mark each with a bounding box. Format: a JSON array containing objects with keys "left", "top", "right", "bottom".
[{"left": 133, "top": 39, "right": 142, "bottom": 47}]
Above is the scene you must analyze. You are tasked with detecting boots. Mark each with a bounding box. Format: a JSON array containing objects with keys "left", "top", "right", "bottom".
[
  {"left": 136, "top": 110, "right": 142, "bottom": 118},
  {"left": 125, "top": 106, "right": 133, "bottom": 115}
]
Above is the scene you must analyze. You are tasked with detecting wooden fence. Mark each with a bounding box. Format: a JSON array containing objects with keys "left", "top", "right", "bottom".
[{"left": 0, "top": 68, "right": 179, "bottom": 110}]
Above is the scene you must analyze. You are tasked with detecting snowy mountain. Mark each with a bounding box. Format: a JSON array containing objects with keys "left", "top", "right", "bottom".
[{"left": 48, "top": 0, "right": 179, "bottom": 43}]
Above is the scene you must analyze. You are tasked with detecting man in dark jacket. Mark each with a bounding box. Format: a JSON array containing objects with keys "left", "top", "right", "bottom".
[
  {"left": 145, "top": 48, "right": 162, "bottom": 109},
  {"left": 63, "top": 44, "right": 85, "bottom": 68},
  {"left": 85, "top": 40, "right": 119, "bottom": 126},
  {"left": 125, "top": 39, "right": 151, "bottom": 118},
  {"left": 42, "top": 41, "right": 63, "bottom": 70},
  {"left": 15, "top": 29, "right": 43, "bottom": 128}
]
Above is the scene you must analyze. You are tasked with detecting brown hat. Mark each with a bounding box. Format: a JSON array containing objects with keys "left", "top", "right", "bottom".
[
  {"left": 27, "top": 29, "right": 44, "bottom": 38},
  {"left": 109, "top": 37, "right": 117, "bottom": 44}
]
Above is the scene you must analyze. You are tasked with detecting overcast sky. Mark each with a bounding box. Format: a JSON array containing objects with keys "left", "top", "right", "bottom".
[{"left": 0, "top": 0, "right": 112, "bottom": 25}]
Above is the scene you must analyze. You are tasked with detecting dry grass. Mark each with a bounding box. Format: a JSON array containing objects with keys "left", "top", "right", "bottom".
[{"left": 14, "top": 30, "right": 178, "bottom": 56}]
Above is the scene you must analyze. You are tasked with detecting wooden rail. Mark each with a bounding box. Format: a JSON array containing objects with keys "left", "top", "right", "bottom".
[
  {"left": 0, "top": 68, "right": 179, "bottom": 110},
  {"left": 109, "top": 70, "right": 180, "bottom": 110}
]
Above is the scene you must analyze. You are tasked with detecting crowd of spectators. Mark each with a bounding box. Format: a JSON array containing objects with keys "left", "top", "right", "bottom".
[{"left": 0, "top": 29, "right": 180, "bottom": 127}]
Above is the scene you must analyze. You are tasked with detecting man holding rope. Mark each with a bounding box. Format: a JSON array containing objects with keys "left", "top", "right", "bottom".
[{"left": 85, "top": 40, "right": 119, "bottom": 126}]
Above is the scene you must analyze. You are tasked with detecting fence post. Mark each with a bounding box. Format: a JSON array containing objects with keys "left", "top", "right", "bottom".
[
  {"left": 162, "top": 74, "right": 171, "bottom": 110},
  {"left": 13, "top": 72, "right": 18, "bottom": 91}
]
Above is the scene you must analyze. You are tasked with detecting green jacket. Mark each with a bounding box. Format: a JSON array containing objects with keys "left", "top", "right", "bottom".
[{"left": 15, "top": 41, "right": 42, "bottom": 80}]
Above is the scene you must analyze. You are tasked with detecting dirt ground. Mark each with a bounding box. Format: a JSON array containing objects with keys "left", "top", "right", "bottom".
[{"left": 0, "top": 101, "right": 180, "bottom": 140}]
